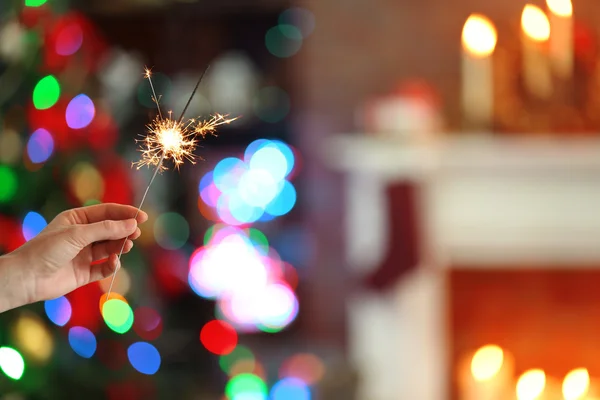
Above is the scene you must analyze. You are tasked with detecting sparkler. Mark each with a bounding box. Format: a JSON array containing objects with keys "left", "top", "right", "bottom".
[{"left": 104, "top": 67, "right": 237, "bottom": 301}]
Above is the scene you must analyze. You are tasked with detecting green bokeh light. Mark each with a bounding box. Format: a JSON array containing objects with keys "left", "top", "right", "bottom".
[
  {"left": 25, "top": 0, "right": 47, "bottom": 7},
  {"left": 154, "top": 212, "right": 190, "bottom": 250},
  {"left": 225, "top": 373, "right": 267, "bottom": 399},
  {"left": 33, "top": 76, "right": 60, "bottom": 110},
  {"left": 102, "top": 299, "right": 134, "bottom": 334},
  {"left": 219, "top": 345, "right": 255, "bottom": 374},
  {"left": 0, "top": 166, "right": 18, "bottom": 203},
  {"left": 0, "top": 347, "right": 25, "bottom": 380},
  {"left": 203, "top": 225, "right": 217, "bottom": 245},
  {"left": 265, "top": 24, "right": 303, "bottom": 58},
  {"left": 247, "top": 228, "right": 269, "bottom": 253}
]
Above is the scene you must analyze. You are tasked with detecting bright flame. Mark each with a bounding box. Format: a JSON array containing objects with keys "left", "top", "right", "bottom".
[
  {"left": 546, "top": 0, "right": 573, "bottom": 17},
  {"left": 522, "top": 5, "right": 551, "bottom": 42},
  {"left": 462, "top": 14, "right": 497, "bottom": 57},
  {"left": 562, "top": 368, "right": 589, "bottom": 400},
  {"left": 516, "top": 369, "right": 546, "bottom": 400},
  {"left": 470, "top": 345, "right": 504, "bottom": 381}
]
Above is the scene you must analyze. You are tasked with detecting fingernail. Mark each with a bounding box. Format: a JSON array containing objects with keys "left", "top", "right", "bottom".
[{"left": 127, "top": 240, "right": 134, "bottom": 248}]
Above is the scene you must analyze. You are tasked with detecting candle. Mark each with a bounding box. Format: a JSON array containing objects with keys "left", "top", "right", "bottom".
[
  {"left": 461, "top": 14, "right": 497, "bottom": 130},
  {"left": 521, "top": 5, "right": 553, "bottom": 99},
  {"left": 459, "top": 345, "right": 514, "bottom": 400},
  {"left": 562, "top": 368, "right": 589, "bottom": 400},
  {"left": 546, "top": 0, "right": 574, "bottom": 79}
]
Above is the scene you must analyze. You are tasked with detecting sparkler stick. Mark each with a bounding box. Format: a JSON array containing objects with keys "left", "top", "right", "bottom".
[{"left": 104, "top": 67, "right": 236, "bottom": 301}]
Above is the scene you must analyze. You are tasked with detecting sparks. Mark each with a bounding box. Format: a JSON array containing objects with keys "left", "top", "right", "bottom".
[{"left": 105, "top": 67, "right": 238, "bottom": 301}]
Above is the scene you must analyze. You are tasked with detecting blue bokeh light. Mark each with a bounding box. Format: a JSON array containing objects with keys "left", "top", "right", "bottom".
[
  {"left": 128, "top": 342, "right": 161, "bottom": 375},
  {"left": 265, "top": 180, "right": 296, "bottom": 217},
  {"left": 27, "top": 128, "right": 54, "bottom": 164},
  {"left": 22, "top": 212, "right": 47, "bottom": 241},
  {"left": 68, "top": 327, "right": 97, "bottom": 359},
  {"left": 44, "top": 296, "right": 72, "bottom": 327},
  {"left": 66, "top": 94, "right": 95, "bottom": 129},
  {"left": 270, "top": 378, "right": 311, "bottom": 400}
]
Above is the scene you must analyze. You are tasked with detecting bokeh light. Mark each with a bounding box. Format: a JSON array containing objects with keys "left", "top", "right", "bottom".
[
  {"left": 13, "top": 313, "right": 53, "bottom": 363},
  {"left": 0, "top": 165, "right": 18, "bottom": 203},
  {"left": 55, "top": 23, "right": 83, "bottom": 56},
  {"left": 98, "top": 292, "right": 128, "bottom": 314},
  {"left": 0, "top": 347, "right": 25, "bottom": 380},
  {"left": 22, "top": 211, "right": 47, "bottom": 241},
  {"left": 226, "top": 373, "right": 268, "bottom": 400},
  {"left": 154, "top": 212, "right": 189, "bottom": 250},
  {"left": 471, "top": 345, "right": 504, "bottom": 381},
  {"left": 99, "top": 267, "right": 131, "bottom": 296},
  {"left": 68, "top": 327, "right": 97, "bottom": 359},
  {"left": 33, "top": 75, "right": 60, "bottom": 110},
  {"left": 66, "top": 94, "right": 95, "bottom": 129},
  {"left": 200, "top": 320, "right": 238, "bottom": 355},
  {"left": 133, "top": 307, "right": 163, "bottom": 341},
  {"left": 26, "top": 128, "right": 54, "bottom": 164},
  {"left": 25, "top": 0, "right": 47, "bottom": 6},
  {"left": 265, "top": 25, "right": 303, "bottom": 58},
  {"left": 280, "top": 353, "right": 325, "bottom": 385},
  {"left": 127, "top": 342, "right": 161, "bottom": 375},
  {"left": 253, "top": 87, "right": 290, "bottom": 123},
  {"left": 278, "top": 7, "right": 316, "bottom": 38},
  {"left": 102, "top": 299, "right": 134, "bottom": 334},
  {"left": 69, "top": 162, "right": 104, "bottom": 204},
  {"left": 270, "top": 378, "right": 311, "bottom": 400},
  {"left": 44, "top": 296, "right": 72, "bottom": 326},
  {"left": 0, "top": 130, "right": 23, "bottom": 165},
  {"left": 219, "top": 345, "right": 255, "bottom": 375}
]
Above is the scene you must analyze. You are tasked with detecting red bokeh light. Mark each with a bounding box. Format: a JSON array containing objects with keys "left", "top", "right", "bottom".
[
  {"left": 200, "top": 320, "right": 238, "bottom": 355},
  {"left": 133, "top": 307, "right": 163, "bottom": 341},
  {"left": 152, "top": 249, "right": 189, "bottom": 298}
]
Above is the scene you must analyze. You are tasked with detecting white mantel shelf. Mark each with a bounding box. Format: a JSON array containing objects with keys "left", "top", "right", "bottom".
[
  {"left": 326, "top": 134, "right": 600, "bottom": 269},
  {"left": 326, "top": 134, "right": 600, "bottom": 176}
]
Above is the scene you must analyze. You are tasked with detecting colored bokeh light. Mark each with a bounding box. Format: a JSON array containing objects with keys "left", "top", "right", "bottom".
[
  {"left": 98, "top": 292, "right": 128, "bottom": 314},
  {"left": 102, "top": 299, "right": 134, "bottom": 334},
  {"left": 0, "top": 130, "right": 23, "bottom": 165},
  {"left": 279, "top": 7, "right": 316, "bottom": 38},
  {"left": 200, "top": 320, "right": 238, "bottom": 355},
  {"left": 219, "top": 345, "right": 255, "bottom": 375},
  {"left": 265, "top": 180, "right": 296, "bottom": 217},
  {"left": 22, "top": 211, "right": 47, "bottom": 241},
  {"left": 265, "top": 25, "right": 303, "bottom": 58},
  {"left": 0, "top": 347, "right": 25, "bottom": 380},
  {"left": 133, "top": 307, "right": 163, "bottom": 341},
  {"left": 127, "top": 342, "right": 161, "bottom": 375},
  {"left": 0, "top": 165, "right": 17, "bottom": 203},
  {"left": 257, "top": 283, "right": 299, "bottom": 331},
  {"left": 27, "top": 128, "right": 54, "bottom": 164},
  {"left": 66, "top": 94, "right": 95, "bottom": 129},
  {"left": 252, "top": 87, "right": 291, "bottom": 123},
  {"left": 44, "top": 296, "right": 72, "bottom": 326},
  {"left": 280, "top": 354, "right": 326, "bottom": 385},
  {"left": 25, "top": 0, "right": 47, "bottom": 6},
  {"left": 55, "top": 23, "right": 83, "bottom": 56},
  {"left": 226, "top": 374, "right": 268, "bottom": 400},
  {"left": 154, "top": 212, "right": 190, "bottom": 250},
  {"left": 68, "top": 327, "right": 97, "bottom": 358},
  {"left": 13, "top": 313, "right": 54, "bottom": 363},
  {"left": 69, "top": 162, "right": 104, "bottom": 204},
  {"left": 33, "top": 75, "right": 60, "bottom": 110},
  {"left": 270, "top": 378, "right": 311, "bottom": 400}
]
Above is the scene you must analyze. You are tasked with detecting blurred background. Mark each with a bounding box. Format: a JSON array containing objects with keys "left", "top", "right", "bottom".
[{"left": 2, "top": 0, "right": 600, "bottom": 399}]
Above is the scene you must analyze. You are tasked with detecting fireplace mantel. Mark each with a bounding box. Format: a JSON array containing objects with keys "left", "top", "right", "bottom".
[{"left": 326, "top": 134, "right": 600, "bottom": 269}]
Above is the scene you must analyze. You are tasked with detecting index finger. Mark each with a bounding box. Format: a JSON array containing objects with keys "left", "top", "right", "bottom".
[{"left": 74, "top": 203, "right": 149, "bottom": 224}]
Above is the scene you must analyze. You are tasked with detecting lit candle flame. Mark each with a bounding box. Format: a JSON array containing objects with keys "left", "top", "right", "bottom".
[
  {"left": 562, "top": 368, "right": 589, "bottom": 400},
  {"left": 462, "top": 14, "right": 498, "bottom": 57},
  {"left": 522, "top": 5, "right": 551, "bottom": 42},
  {"left": 516, "top": 369, "right": 546, "bottom": 400},
  {"left": 470, "top": 345, "right": 504, "bottom": 381},
  {"left": 546, "top": 0, "right": 573, "bottom": 17}
]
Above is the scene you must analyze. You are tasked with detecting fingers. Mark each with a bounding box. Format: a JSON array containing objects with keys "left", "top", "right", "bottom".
[
  {"left": 89, "top": 254, "right": 120, "bottom": 283},
  {"left": 71, "top": 219, "right": 138, "bottom": 248},
  {"left": 92, "top": 239, "right": 134, "bottom": 261},
  {"left": 70, "top": 203, "right": 149, "bottom": 225}
]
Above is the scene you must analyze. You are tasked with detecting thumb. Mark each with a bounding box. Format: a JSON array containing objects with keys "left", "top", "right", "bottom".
[{"left": 70, "top": 219, "right": 138, "bottom": 247}]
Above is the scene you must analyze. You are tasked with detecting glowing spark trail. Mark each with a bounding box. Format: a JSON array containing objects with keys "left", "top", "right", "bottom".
[{"left": 105, "top": 68, "right": 238, "bottom": 301}]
